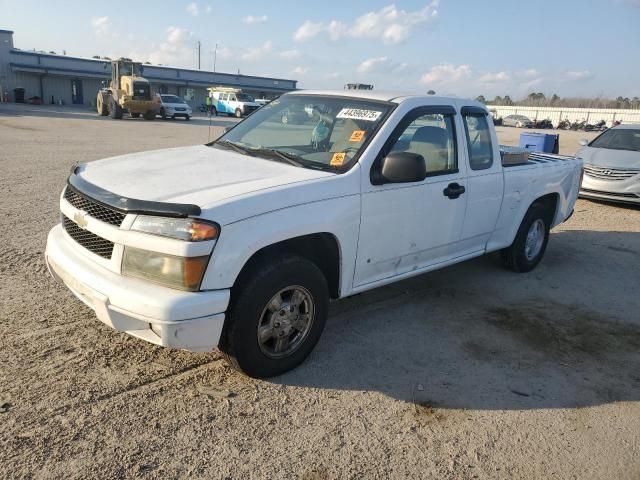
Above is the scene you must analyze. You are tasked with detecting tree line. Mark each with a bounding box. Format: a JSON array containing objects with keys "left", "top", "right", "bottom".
[{"left": 474, "top": 93, "right": 640, "bottom": 109}]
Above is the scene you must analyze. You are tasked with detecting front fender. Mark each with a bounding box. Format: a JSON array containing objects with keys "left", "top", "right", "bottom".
[{"left": 200, "top": 195, "right": 361, "bottom": 296}]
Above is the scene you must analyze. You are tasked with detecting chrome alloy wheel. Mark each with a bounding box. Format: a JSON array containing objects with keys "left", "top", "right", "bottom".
[
  {"left": 524, "top": 219, "right": 545, "bottom": 261},
  {"left": 257, "top": 286, "right": 315, "bottom": 359}
]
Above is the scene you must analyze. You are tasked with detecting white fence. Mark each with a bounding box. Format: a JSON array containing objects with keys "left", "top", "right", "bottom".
[{"left": 488, "top": 105, "right": 640, "bottom": 128}]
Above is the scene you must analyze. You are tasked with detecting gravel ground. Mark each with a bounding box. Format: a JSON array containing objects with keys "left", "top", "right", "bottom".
[{"left": 1, "top": 104, "right": 639, "bottom": 480}]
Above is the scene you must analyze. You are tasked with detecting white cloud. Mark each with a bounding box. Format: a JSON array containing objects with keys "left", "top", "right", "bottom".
[
  {"left": 293, "top": 21, "right": 325, "bottom": 41},
  {"left": 186, "top": 2, "right": 199, "bottom": 16},
  {"left": 292, "top": 66, "right": 309, "bottom": 75},
  {"left": 420, "top": 63, "right": 471, "bottom": 85},
  {"left": 240, "top": 40, "right": 272, "bottom": 61},
  {"left": 565, "top": 70, "right": 593, "bottom": 80},
  {"left": 243, "top": 15, "right": 268, "bottom": 24},
  {"left": 205, "top": 4, "right": 212, "bottom": 13},
  {"left": 280, "top": 49, "right": 301, "bottom": 59},
  {"left": 324, "top": 72, "right": 341, "bottom": 79},
  {"left": 91, "top": 16, "right": 112, "bottom": 37},
  {"left": 148, "top": 26, "right": 195, "bottom": 67},
  {"left": 357, "top": 56, "right": 391, "bottom": 74},
  {"left": 478, "top": 71, "right": 511, "bottom": 83},
  {"left": 293, "top": 1, "right": 439, "bottom": 45}
]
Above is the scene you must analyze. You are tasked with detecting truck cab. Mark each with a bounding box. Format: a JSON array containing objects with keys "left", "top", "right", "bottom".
[{"left": 207, "top": 87, "right": 260, "bottom": 118}]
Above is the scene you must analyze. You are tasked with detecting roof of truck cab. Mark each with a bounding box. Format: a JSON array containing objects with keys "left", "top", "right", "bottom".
[{"left": 286, "top": 89, "right": 482, "bottom": 107}]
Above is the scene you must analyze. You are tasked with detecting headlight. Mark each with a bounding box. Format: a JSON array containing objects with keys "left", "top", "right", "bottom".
[
  {"left": 131, "top": 216, "right": 219, "bottom": 242},
  {"left": 122, "top": 247, "right": 209, "bottom": 291}
]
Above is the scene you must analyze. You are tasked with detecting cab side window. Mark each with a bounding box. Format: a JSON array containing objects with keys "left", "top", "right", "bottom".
[
  {"left": 220, "top": 93, "right": 228, "bottom": 101},
  {"left": 387, "top": 113, "right": 457, "bottom": 175},
  {"left": 463, "top": 114, "right": 493, "bottom": 170},
  {"left": 229, "top": 94, "right": 237, "bottom": 102}
]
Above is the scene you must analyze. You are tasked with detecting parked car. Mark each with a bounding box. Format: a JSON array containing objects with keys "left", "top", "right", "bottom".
[
  {"left": 578, "top": 124, "right": 640, "bottom": 204},
  {"left": 157, "top": 94, "right": 192, "bottom": 120},
  {"left": 503, "top": 114, "right": 534, "bottom": 128},
  {"left": 45, "top": 91, "right": 582, "bottom": 378}
]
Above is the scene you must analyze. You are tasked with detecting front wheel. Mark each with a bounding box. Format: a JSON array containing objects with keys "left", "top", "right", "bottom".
[
  {"left": 143, "top": 110, "right": 156, "bottom": 120},
  {"left": 235, "top": 108, "right": 243, "bottom": 118},
  {"left": 131, "top": 112, "right": 140, "bottom": 118},
  {"left": 220, "top": 255, "right": 329, "bottom": 378},
  {"left": 185, "top": 115, "right": 190, "bottom": 121},
  {"left": 501, "top": 204, "right": 550, "bottom": 273}
]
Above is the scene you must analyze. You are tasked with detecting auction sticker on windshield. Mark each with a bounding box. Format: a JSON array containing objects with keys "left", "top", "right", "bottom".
[{"left": 337, "top": 108, "right": 382, "bottom": 122}]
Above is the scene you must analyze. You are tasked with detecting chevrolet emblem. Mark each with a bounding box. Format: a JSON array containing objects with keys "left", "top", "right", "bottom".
[{"left": 74, "top": 211, "right": 89, "bottom": 229}]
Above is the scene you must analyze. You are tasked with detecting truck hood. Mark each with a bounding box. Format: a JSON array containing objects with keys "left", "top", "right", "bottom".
[
  {"left": 577, "top": 146, "right": 640, "bottom": 169},
  {"left": 77, "top": 145, "right": 335, "bottom": 209}
]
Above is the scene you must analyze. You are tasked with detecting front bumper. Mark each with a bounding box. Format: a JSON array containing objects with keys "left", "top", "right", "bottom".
[
  {"left": 45, "top": 224, "right": 229, "bottom": 352},
  {"left": 579, "top": 188, "right": 640, "bottom": 204},
  {"left": 580, "top": 175, "right": 640, "bottom": 205}
]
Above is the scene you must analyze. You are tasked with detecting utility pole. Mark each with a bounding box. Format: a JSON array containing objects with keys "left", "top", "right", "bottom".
[
  {"left": 213, "top": 42, "right": 218, "bottom": 72},
  {"left": 197, "top": 40, "right": 201, "bottom": 70}
]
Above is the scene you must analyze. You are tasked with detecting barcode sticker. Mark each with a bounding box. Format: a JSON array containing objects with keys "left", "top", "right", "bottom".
[{"left": 336, "top": 108, "right": 382, "bottom": 122}]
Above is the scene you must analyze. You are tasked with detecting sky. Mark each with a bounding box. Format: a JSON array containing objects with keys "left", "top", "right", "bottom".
[{"left": 2, "top": 0, "right": 639, "bottom": 99}]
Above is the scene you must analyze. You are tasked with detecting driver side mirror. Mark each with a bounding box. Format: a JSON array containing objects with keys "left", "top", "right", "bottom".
[
  {"left": 578, "top": 139, "right": 588, "bottom": 146},
  {"left": 374, "top": 151, "right": 427, "bottom": 185}
]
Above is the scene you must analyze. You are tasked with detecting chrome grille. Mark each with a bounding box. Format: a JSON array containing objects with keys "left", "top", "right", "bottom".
[
  {"left": 583, "top": 165, "right": 640, "bottom": 181},
  {"left": 62, "top": 215, "right": 114, "bottom": 259},
  {"left": 64, "top": 187, "right": 126, "bottom": 226}
]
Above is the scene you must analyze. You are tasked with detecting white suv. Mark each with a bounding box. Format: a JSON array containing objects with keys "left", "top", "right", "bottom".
[{"left": 158, "top": 94, "right": 192, "bottom": 120}]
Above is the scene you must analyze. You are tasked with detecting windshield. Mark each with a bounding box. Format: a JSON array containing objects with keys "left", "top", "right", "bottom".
[
  {"left": 590, "top": 128, "right": 640, "bottom": 152},
  {"left": 161, "top": 95, "right": 184, "bottom": 104},
  {"left": 236, "top": 93, "right": 255, "bottom": 102},
  {"left": 212, "top": 95, "right": 393, "bottom": 171},
  {"left": 119, "top": 62, "right": 143, "bottom": 77}
]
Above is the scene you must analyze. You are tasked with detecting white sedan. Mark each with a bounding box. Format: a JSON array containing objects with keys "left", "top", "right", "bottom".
[{"left": 578, "top": 124, "right": 640, "bottom": 204}]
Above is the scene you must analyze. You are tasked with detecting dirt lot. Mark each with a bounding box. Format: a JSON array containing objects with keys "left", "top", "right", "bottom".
[{"left": 1, "top": 104, "right": 639, "bottom": 480}]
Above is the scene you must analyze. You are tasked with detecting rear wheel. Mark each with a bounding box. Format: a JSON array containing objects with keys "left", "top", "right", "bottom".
[
  {"left": 97, "top": 93, "right": 109, "bottom": 116},
  {"left": 211, "top": 107, "right": 217, "bottom": 116},
  {"left": 160, "top": 107, "right": 167, "bottom": 119},
  {"left": 281, "top": 114, "right": 289, "bottom": 124},
  {"left": 131, "top": 112, "right": 140, "bottom": 118},
  {"left": 220, "top": 255, "right": 329, "bottom": 378},
  {"left": 501, "top": 204, "right": 550, "bottom": 273},
  {"left": 143, "top": 110, "right": 155, "bottom": 120},
  {"left": 109, "top": 99, "right": 123, "bottom": 119}
]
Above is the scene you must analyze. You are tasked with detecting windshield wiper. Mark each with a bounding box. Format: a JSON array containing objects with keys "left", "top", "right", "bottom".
[
  {"left": 216, "top": 140, "right": 254, "bottom": 156},
  {"left": 250, "top": 148, "right": 306, "bottom": 168}
]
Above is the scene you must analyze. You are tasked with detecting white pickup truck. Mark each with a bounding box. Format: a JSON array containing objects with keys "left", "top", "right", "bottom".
[{"left": 45, "top": 90, "right": 582, "bottom": 377}]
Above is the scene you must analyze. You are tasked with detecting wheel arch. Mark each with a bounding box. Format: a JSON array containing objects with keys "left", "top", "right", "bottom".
[{"left": 233, "top": 233, "right": 342, "bottom": 299}]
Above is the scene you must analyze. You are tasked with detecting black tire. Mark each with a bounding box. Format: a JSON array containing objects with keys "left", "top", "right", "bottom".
[
  {"left": 235, "top": 108, "right": 243, "bottom": 118},
  {"left": 220, "top": 255, "right": 329, "bottom": 378},
  {"left": 501, "top": 203, "right": 550, "bottom": 273},
  {"left": 131, "top": 112, "right": 140, "bottom": 118},
  {"left": 109, "top": 99, "right": 123, "bottom": 119},
  {"left": 211, "top": 107, "right": 217, "bottom": 116},
  {"left": 97, "top": 94, "right": 109, "bottom": 116},
  {"left": 143, "top": 110, "right": 155, "bottom": 121},
  {"left": 185, "top": 115, "right": 190, "bottom": 121},
  {"left": 160, "top": 107, "right": 166, "bottom": 119}
]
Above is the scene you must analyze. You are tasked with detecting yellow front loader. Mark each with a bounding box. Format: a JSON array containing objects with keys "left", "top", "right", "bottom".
[{"left": 97, "top": 59, "right": 159, "bottom": 120}]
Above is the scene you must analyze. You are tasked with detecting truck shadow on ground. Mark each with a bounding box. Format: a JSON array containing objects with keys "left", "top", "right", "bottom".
[{"left": 277, "top": 229, "right": 640, "bottom": 411}]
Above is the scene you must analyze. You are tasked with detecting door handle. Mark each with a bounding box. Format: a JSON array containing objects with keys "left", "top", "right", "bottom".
[{"left": 443, "top": 182, "right": 466, "bottom": 199}]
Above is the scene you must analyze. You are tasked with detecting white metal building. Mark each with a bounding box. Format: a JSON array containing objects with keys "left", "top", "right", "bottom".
[{"left": 0, "top": 29, "right": 297, "bottom": 108}]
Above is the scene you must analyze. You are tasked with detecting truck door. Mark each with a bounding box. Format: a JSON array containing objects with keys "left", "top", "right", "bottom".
[
  {"left": 354, "top": 106, "right": 468, "bottom": 287},
  {"left": 458, "top": 107, "right": 504, "bottom": 254}
]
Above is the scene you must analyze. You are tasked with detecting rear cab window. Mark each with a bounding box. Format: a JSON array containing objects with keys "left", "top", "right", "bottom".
[{"left": 462, "top": 109, "right": 494, "bottom": 170}]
